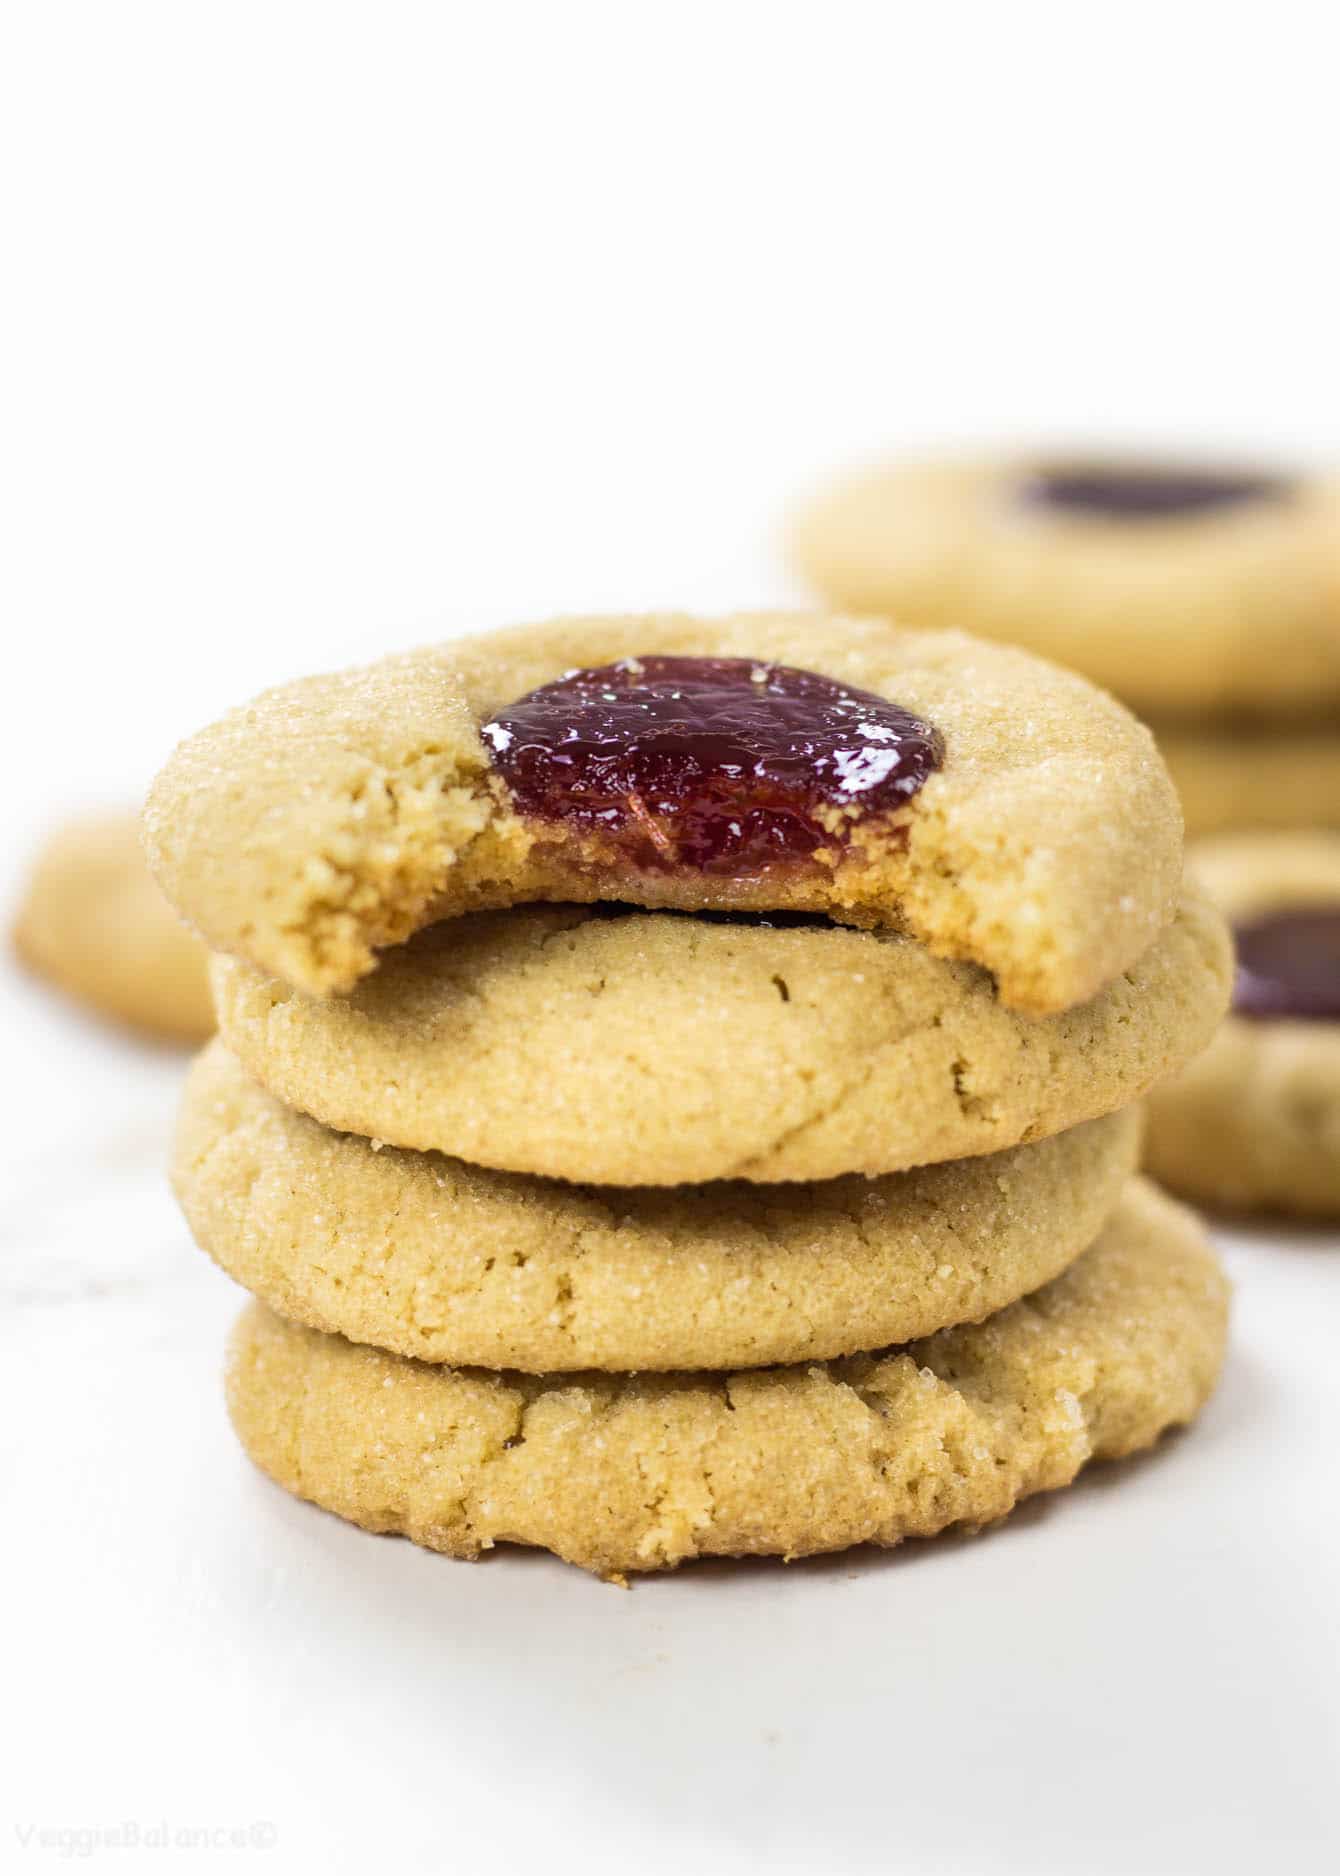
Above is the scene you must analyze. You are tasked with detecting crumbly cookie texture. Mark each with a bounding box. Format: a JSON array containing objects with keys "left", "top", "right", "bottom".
[
  {"left": 13, "top": 812, "right": 214, "bottom": 1043},
  {"left": 144, "top": 613, "right": 1182, "bottom": 1016},
  {"left": 212, "top": 889, "right": 1230, "bottom": 1187},
  {"left": 1156, "top": 722, "right": 1340, "bottom": 838},
  {"left": 224, "top": 1179, "right": 1229, "bottom": 1578},
  {"left": 177, "top": 1042, "right": 1141, "bottom": 1372},
  {"left": 1145, "top": 833, "right": 1340, "bottom": 1215},
  {"left": 790, "top": 458, "right": 1340, "bottom": 717}
]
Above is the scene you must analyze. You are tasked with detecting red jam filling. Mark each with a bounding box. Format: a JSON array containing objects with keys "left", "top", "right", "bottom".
[
  {"left": 481, "top": 655, "right": 943, "bottom": 875},
  {"left": 1233, "top": 907, "right": 1340, "bottom": 1021},
  {"left": 1019, "top": 463, "right": 1292, "bottom": 520}
]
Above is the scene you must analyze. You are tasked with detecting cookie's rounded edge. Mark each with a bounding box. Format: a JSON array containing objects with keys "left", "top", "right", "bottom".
[
  {"left": 176, "top": 1041, "right": 1142, "bottom": 1371},
  {"left": 224, "top": 1178, "right": 1229, "bottom": 1577}
]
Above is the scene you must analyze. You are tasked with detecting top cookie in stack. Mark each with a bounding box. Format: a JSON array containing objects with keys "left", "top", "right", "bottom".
[
  {"left": 790, "top": 457, "right": 1340, "bottom": 836},
  {"left": 148, "top": 613, "right": 1185, "bottom": 1017},
  {"left": 152, "top": 613, "right": 1232, "bottom": 1577}
]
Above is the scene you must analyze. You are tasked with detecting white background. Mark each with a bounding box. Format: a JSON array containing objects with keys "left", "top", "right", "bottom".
[{"left": 2, "top": 6, "right": 1338, "bottom": 1873}]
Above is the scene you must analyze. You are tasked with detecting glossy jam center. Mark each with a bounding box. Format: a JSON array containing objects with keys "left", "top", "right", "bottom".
[
  {"left": 482, "top": 655, "right": 943, "bottom": 874},
  {"left": 1020, "top": 463, "right": 1292, "bottom": 520},
  {"left": 1233, "top": 907, "right": 1340, "bottom": 1020}
]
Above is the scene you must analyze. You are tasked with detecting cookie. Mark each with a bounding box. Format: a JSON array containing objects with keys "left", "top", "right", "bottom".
[
  {"left": 145, "top": 612, "right": 1182, "bottom": 1016},
  {"left": 224, "top": 1178, "right": 1228, "bottom": 1577},
  {"left": 1145, "top": 833, "right": 1340, "bottom": 1215},
  {"left": 790, "top": 455, "right": 1340, "bottom": 718},
  {"left": 212, "top": 890, "right": 1229, "bottom": 1186},
  {"left": 1156, "top": 722, "right": 1340, "bottom": 838},
  {"left": 13, "top": 812, "right": 214, "bottom": 1043},
  {"left": 176, "top": 1041, "right": 1141, "bottom": 1372}
]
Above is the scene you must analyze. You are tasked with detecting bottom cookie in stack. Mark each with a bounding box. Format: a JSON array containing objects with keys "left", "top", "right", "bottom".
[
  {"left": 224, "top": 1180, "right": 1225, "bottom": 1579},
  {"left": 176, "top": 1046, "right": 1228, "bottom": 1579}
]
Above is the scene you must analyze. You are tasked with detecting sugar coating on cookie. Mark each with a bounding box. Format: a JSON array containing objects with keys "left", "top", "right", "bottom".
[
  {"left": 790, "top": 457, "right": 1340, "bottom": 717},
  {"left": 144, "top": 612, "right": 1182, "bottom": 1016},
  {"left": 224, "top": 1179, "right": 1229, "bottom": 1577},
  {"left": 1145, "top": 833, "right": 1340, "bottom": 1215},
  {"left": 177, "top": 1042, "right": 1142, "bottom": 1371},
  {"left": 13, "top": 812, "right": 214, "bottom": 1043},
  {"left": 211, "top": 889, "right": 1230, "bottom": 1186}
]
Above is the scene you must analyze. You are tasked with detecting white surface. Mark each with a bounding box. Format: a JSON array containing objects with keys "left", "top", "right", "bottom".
[{"left": 3, "top": 6, "right": 1340, "bottom": 1872}]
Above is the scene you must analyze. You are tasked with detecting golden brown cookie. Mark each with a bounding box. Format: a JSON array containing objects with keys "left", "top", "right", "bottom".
[
  {"left": 13, "top": 812, "right": 213, "bottom": 1043},
  {"left": 790, "top": 455, "right": 1340, "bottom": 718},
  {"left": 1155, "top": 721, "right": 1340, "bottom": 838},
  {"left": 176, "top": 1041, "right": 1141, "bottom": 1371},
  {"left": 1145, "top": 833, "right": 1340, "bottom": 1215},
  {"left": 225, "top": 1179, "right": 1229, "bottom": 1577},
  {"left": 212, "top": 890, "right": 1230, "bottom": 1186},
  {"left": 145, "top": 613, "right": 1182, "bottom": 1016}
]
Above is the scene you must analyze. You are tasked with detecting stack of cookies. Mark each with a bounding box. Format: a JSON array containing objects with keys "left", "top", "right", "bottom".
[{"left": 150, "top": 614, "right": 1233, "bottom": 1578}]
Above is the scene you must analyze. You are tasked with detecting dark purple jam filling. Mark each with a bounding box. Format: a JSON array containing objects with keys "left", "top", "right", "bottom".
[
  {"left": 1233, "top": 907, "right": 1340, "bottom": 1021},
  {"left": 481, "top": 655, "right": 943, "bottom": 875},
  {"left": 1019, "top": 463, "right": 1292, "bottom": 520}
]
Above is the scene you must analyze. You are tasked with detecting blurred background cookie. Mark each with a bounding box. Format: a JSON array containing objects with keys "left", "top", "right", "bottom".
[
  {"left": 790, "top": 452, "right": 1340, "bottom": 836},
  {"left": 13, "top": 811, "right": 214, "bottom": 1044},
  {"left": 790, "top": 452, "right": 1340, "bottom": 717},
  {"left": 1158, "top": 723, "right": 1340, "bottom": 838},
  {"left": 1144, "top": 833, "right": 1340, "bottom": 1216}
]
